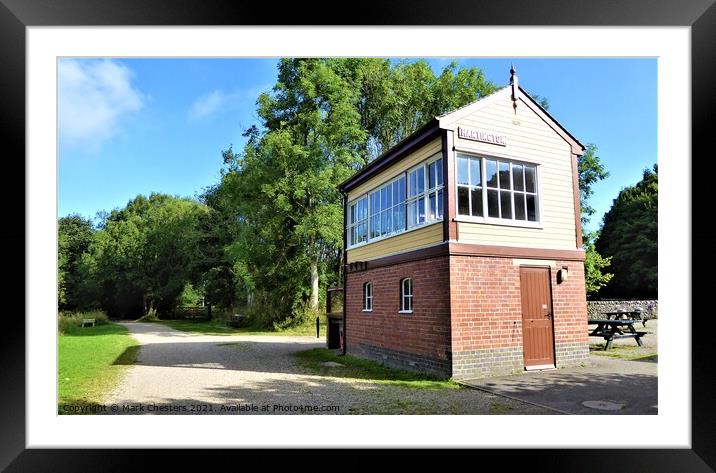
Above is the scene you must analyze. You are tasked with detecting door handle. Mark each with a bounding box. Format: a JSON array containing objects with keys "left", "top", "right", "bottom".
[{"left": 544, "top": 313, "right": 552, "bottom": 319}]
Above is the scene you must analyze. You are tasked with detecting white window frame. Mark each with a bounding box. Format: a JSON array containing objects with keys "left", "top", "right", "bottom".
[
  {"left": 455, "top": 152, "right": 542, "bottom": 228},
  {"left": 367, "top": 174, "right": 406, "bottom": 241},
  {"left": 346, "top": 152, "right": 444, "bottom": 249},
  {"left": 407, "top": 153, "right": 444, "bottom": 229},
  {"left": 347, "top": 196, "right": 368, "bottom": 247},
  {"left": 399, "top": 278, "right": 413, "bottom": 313},
  {"left": 363, "top": 281, "right": 373, "bottom": 312}
]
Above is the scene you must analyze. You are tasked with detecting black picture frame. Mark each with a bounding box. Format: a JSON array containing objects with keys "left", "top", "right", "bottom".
[{"left": 2, "top": 0, "right": 713, "bottom": 470}]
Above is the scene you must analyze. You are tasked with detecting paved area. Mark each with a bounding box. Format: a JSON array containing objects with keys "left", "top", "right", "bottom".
[
  {"left": 461, "top": 356, "right": 657, "bottom": 415},
  {"left": 104, "top": 322, "right": 550, "bottom": 415}
]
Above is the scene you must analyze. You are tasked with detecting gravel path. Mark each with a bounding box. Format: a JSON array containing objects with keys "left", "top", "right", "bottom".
[{"left": 104, "top": 322, "right": 551, "bottom": 415}]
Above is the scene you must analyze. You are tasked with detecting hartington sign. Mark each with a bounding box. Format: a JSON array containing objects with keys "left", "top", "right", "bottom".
[{"left": 457, "top": 127, "right": 507, "bottom": 146}]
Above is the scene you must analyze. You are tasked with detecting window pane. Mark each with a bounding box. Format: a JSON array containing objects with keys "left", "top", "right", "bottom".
[
  {"left": 436, "top": 159, "right": 443, "bottom": 186},
  {"left": 416, "top": 167, "right": 425, "bottom": 194},
  {"left": 471, "top": 188, "right": 483, "bottom": 217},
  {"left": 486, "top": 160, "right": 498, "bottom": 187},
  {"left": 370, "top": 192, "right": 379, "bottom": 216},
  {"left": 457, "top": 156, "right": 469, "bottom": 185},
  {"left": 525, "top": 166, "right": 536, "bottom": 193},
  {"left": 358, "top": 198, "right": 367, "bottom": 219},
  {"left": 408, "top": 201, "right": 417, "bottom": 227},
  {"left": 429, "top": 193, "right": 437, "bottom": 220},
  {"left": 370, "top": 214, "right": 380, "bottom": 238},
  {"left": 409, "top": 171, "right": 417, "bottom": 197},
  {"left": 437, "top": 189, "right": 444, "bottom": 219},
  {"left": 487, "top": 189, "right": 499, "bottom": 217},
  {"left": 527, "top": 195, "right": 537, "bottom": 221},
  {"left": 429, "top": 161, "right": 437, "bottom": 189},
  {"left": 514, "top": 193, "right": 526, "bottom": 220},
  {"left": 381, "top": 187, "right": 388, "bottom": 209},
  {"left": 512, "top": 164, "right": 524, "bottom": 191},
  {"left": 393, "top": 178, "right": 403, "bottom": 204},
  {"left": 393, "top": 204, "right": 404, "bottom": 232},
  {"left": 359, "top": 223, "right": 367, "bottom": 243},
  {"left": 350, "top": 204, "right": 355, "bottom": 223},
  {"left": 350, "top": 227, "right": 356, "bottom": 245},
  {"left": 470, "top": 158, "right": 482, "bottom": 186},
  {"left": 500, "top": 191, "right": 513, "bottom": 219},
  {"left": 499, "top": 162, "right": 511, "bottom": 190},
  {"left": 458, "top": 186, "right": 469, "bottom": 215},
  {"left": 417, "top": 198, "right": 425, "bottom": 224},
  {"left": 381, "top": 210, "right": 390, "bottom": 236}
]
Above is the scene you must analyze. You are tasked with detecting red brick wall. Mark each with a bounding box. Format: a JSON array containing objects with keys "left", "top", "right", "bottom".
[
  {"left": 345, "top": 256, "right": 452, "bottom": 371},
  {"left": 449, "top": 256, "right": 589, "bottom": 378},
  {"left": 345, "top": 253, "right": 589, "bottom": 379}
]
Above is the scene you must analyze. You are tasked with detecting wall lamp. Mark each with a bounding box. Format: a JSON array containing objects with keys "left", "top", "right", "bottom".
[{"left": 557, "top": 266, "right": 569, "bottom": 284}]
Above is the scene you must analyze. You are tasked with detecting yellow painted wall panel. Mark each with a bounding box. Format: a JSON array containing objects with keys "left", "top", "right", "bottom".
[
  {"left": 347, "top": 222, "right": 443, "bottom": 263},
  {"left": 450, "top": 94, "right": 578, "bottom": 250}
]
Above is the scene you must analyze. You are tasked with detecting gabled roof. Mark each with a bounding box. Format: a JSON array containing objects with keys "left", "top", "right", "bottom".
[
  {"left": 438, "top": 85, "right": 585, "bottom": 154},
  {"left": 339, "top": 83, "right": 585, "bottom": 194}
]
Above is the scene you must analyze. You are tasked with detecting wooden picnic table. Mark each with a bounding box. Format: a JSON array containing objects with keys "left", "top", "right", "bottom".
[
  {"left": 604, "top": 309, "right": 647, "bottom": 327},
  {"left": 588, "top": 319, "right": 647, "bottom": 350}
]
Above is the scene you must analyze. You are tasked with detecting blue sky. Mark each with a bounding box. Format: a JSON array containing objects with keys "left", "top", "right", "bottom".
[{"left": 58, "top": 57, "right": 656, "bottom": 234}]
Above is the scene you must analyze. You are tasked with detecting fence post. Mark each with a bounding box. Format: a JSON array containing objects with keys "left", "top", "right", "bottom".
[{"left": 316, "top": 316, "right": 320, "bottom": 338}]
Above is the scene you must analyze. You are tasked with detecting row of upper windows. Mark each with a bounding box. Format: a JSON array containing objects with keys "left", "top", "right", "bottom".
[
  {"left": 363, "top": 278, "right": 413, "bottom": 313},
  {"left": 347, "top": 154, "right": 444, "bottom": 247},
  {"left": 346, "top": 152, "right": 540, "bottom": 248}
]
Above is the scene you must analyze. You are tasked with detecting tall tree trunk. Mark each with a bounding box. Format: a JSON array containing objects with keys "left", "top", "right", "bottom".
[{"left": 310, "top": 258, "right": 319, "bottom": 311}]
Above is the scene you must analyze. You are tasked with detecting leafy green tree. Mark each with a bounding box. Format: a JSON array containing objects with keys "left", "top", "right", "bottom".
[
  {"left": 81, "top": 194, "right": 208, "bottom": 318},
  {"left": 577, "top": 144, "right": 614, "bottom": 295},
  {"left": 583, "top": 231, "right": 614, "bottom": 294},
  {"left": 595, "top": 165, "right": 658, "bottom": 297},
  {"left": 58, "top": 215, "right": 95, "bottom": 309},
  {"left": 220, "top": 58, "right": 497, "bottom": 324}
]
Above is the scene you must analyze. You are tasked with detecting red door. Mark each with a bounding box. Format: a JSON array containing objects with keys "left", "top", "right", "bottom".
[{"left": 519, "top": 267, "right": 556, "bottom": 369}]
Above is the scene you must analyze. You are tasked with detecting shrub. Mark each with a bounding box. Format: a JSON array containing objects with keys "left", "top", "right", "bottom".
[{"left": 58, "top": 310, "right": 109, "bottom": 334}]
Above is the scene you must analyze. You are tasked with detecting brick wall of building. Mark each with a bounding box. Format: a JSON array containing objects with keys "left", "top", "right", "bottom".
[
  {"left": 449, "top": 256, "right": 589, "bottom": 379},
  {"left": 345, "top": 255, "right": 452, "bottom": 377}
]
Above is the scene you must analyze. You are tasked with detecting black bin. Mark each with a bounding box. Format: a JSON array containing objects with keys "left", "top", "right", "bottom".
[{"left": 327, "top": 313, "right": 344, "bottom": 349}]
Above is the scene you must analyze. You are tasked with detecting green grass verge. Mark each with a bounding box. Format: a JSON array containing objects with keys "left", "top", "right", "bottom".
[
  {"left": 295, "top": 348, "right": 461, "bottom": 390},
  {"left": 154, "top": 318, "right": 326, "bottom": 337},
  {"left": 58, "top": 322, "right": 140, "bottom": 414},
  {"left": 589, "top": 343, "right": 658, "bottom": 361}
]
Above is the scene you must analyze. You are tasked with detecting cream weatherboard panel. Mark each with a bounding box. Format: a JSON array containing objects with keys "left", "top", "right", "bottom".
[
  {"left": 451, "top": 95, "right": 578, "bottom": 250},
  {"left": 346, "top": 138, "right": 442, "bottom": 202},
  {"left": 347, "top": 222, "right": 443, "bottom": 263}
]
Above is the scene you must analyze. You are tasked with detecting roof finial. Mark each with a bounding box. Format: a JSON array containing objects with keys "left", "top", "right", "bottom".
[{"left": 510, "top": 63, "right": 519, "bottom": 113}]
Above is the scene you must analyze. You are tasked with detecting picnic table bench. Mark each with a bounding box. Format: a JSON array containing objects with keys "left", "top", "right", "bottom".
[
  {"left": 81, "top": 318, "right": 96, "bottom": 328},
  {"left": 587, "top": 319, "right": 647, "bottom": 350},
  {"left": 604, "top": 308, "right": 647, "bottom": 327}
]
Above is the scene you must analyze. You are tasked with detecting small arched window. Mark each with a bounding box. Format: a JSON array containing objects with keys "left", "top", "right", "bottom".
[
  {"left": 363, "top": 282, "right": 373, "bottom": 312},
  {"left": 400, "top": 278, "right": 413, "bottom": 313}
]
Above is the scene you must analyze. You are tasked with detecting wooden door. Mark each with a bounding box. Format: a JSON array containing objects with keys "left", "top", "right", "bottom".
[{"left": 519, "top": 267, "right": 555, "bottom": 369}]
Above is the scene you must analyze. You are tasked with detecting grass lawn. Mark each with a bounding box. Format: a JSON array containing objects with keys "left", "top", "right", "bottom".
[
  {"left": 58, "top": 322, "right": 139, "bottom": 414},
  {"left": 155, "top": 318, "right": 326, "bottom": 337},
  {"left": 295, "top": 348, "right": 461, "bottom": 390},
  {"left": 589, "top": 344, "right": 658, "bottom": 362}
]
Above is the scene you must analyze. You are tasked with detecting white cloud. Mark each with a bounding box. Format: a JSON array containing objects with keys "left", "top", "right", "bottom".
[
  {"left": 59, "top": 59, "right": 144, "bottom": 151},
  {"left": 187, "top": 90, "right": 238, "bottom": 121},
  {"left": 187, "top": 83, "right": 272, "bottom": 121}
]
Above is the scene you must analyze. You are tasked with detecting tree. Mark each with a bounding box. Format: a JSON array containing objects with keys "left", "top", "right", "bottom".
[
  {"left": 58, "top": 215, "right": 95, "bottom": 309},
  {"left": 583, "top": 231, "right": 614, "bottom": 294},
  {"left": 220, "top": 58, "right": 497, "bottom": 324},
  {"left": 80, "top": 194, "right": 208, "bottom": 318},
  {"left": 595, "top": 165, "right": 658, "bottom": 298}
]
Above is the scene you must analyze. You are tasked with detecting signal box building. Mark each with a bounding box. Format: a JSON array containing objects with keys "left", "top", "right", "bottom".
[{"left": 338, "top": 69, "right": 589, "bottom": 379}]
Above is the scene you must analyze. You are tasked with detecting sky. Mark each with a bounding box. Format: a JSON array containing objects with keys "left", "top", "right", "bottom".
[{"left": 58, "top": 57, "right": 657, "bottom": 234}]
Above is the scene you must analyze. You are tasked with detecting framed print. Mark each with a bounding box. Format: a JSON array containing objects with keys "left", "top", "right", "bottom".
[{"left": 2, "top": 0, "right": 715, "bottom": 470}]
